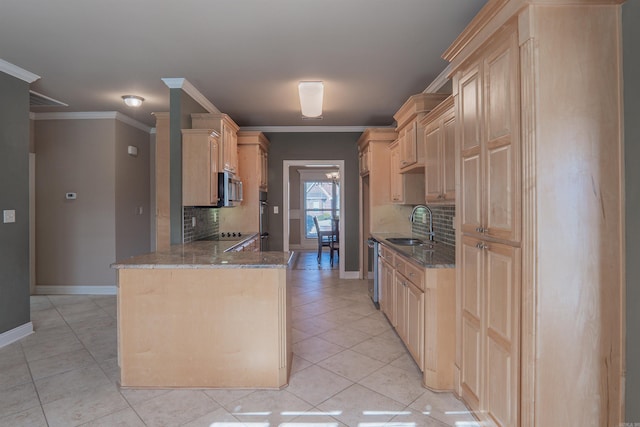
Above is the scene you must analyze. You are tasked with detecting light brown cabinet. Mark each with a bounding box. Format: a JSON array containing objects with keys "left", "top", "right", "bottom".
[
  {"left": 389, "top": 140, "right": 425, "bottom": 205},
  {"left": 422, "top": 96, "right": 456, "bottom": 204},
  {"left": 181, "top": 129, "right": 220, "bottom": 206},
  {"left": 378, "top": 244, "right": 395, "bottom": 324},
  {"left": 459, "top": 235, "right": 520, "bottom": 426},
  {"left": 393, "top": 93, "right": 448, "bottom": 173},
  {"left": 447, "top": 2, "right": 624, "bottom": 425},
  {"left": 458, "top": 32, "right": 520, "bottom": 244},
  {"left": 219, "top": 131, "right": 270, "bottom": 232},
  {"left": 359, "top": 144, "right": 370, "bottom": 176},
  {"left": 378, "top": 243, "right": 455, "bottom": 391},
  {"left": 191, "top": 113, "right": 240, "bottom": 176},
  {"left": 455, "top": 28, "right": 521, "bottom": 427}
]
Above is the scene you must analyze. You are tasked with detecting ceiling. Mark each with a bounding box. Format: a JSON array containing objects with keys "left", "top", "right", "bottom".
[{"left": 0, "top": 0, "right": 487, "bottom": 129}]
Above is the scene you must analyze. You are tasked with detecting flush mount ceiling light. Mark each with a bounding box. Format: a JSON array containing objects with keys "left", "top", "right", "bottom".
[
  {"left": 298, "top": 81, "right": 323, "bottom": 118},
  {"left": 122, "top": 95, "right": 144, "bottom": 107}
]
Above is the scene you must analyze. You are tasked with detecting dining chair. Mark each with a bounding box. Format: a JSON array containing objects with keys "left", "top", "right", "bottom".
[
  {"left": 313, "top": 216, "right": 332, "bottom": 264},
  {"left": 330, "top": 217, "right": 339, "bottom": 267}
]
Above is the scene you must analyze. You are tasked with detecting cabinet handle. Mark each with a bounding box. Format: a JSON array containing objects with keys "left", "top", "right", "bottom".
[
  {"left": 476, "top": 242, "right": 489, "bottom": 250},
  {"left": 475, "top": 227, "right": 487, "bottom": 233},
  {"left": 409, "top": 272, "right": 415, "bottom": 277}
]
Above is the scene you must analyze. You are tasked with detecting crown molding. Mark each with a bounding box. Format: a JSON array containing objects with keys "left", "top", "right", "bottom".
[
  {"left": 240, "top": 125, "right": 372, "bottom": 133},
  {"left": 0, "top": 59, "right": 40, "bottom": 83},
  {"left": 114, "top": 112, "right": 153, "bottom": 133},
  {"left": 161, "top": 78, "right": 220, "bottom": 114},
  {"left": 424, "top": 63, "right": 453, "bottom": 94},
  {"left": 32, "top": 111, "right": 152, "bottom": 133}
]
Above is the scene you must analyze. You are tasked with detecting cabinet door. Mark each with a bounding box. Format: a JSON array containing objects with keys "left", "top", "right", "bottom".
[
  {"left": 405, "top": 280, "right": 424, "bottom": 368},
  {"left": 484, "top": 241, "right": 520, "bottom": 427},
  {"left": 484, "top": 33, "right": 520, "bottom": 243},
  {"left": 208, "top": 137, "right": 219, "bottom": 204},
  {"left": 222, "top": 123, "right": 238, "bottom": 174},
  {"left": 401, "top": 122, "right": 418, "bottom": 169},
  {"left": 442, "top": 114, "right": 456, "bottom": 201},
  {"left": 458, "top": 65, "right": 484, "bottom": 235},
  {"left": 460, "top": 235, "right": 484, "bottom": 411},
  {"left": 379, "top": 258, "right": 393, "bottom": 320},
  {"left": 424, "top": 125, "right": 442, "bottom": 203},
  {"left": 183, "top": 132, "right": 218, "bottom": 206},
  {"left": 390, "top": 143, "right": 402, "bottom": 202},
  {"left": 393, "top": 271, "right": 405, "bottom": 333}
]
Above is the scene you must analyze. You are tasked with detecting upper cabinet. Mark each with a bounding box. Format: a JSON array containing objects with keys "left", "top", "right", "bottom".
[
  {"left": 421, "top": 96, "right": 456, "bottom": 204},
  {"left": 237, "top": 131, "right": 269, "bottom": 193},
  {"left": 218, "top": 131, "right": 270, "bottom": 232},
  {"left": 191, "top": 113, "right": 240, "bottom": 177},
  {"left": 181, "top": 129, "right": 220, "bottom": 206},
  {"left": 389, "top": 140, "right": 425, "bottom": 205},
  {"left": 457, "top": 31, "right": 520, "bottom": 244},
  {"left": 393, "top": 93, "right": 449, "bottom": 173}
]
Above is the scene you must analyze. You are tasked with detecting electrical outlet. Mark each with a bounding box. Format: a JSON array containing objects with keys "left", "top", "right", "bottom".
[
  {"left": 191, "top": 217, "right": 196, "bottom": 227},
  {"left": 273, "top": 206, "right": 279, "bottom": 214},
  {"left": 3, "top": 210, "right": 16, "bottom": 223},
  {"left": 422, "top": 212, "right": 427, "bottom": 224}
]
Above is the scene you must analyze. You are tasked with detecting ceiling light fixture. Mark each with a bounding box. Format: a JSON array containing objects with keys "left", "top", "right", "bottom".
[
  {"left": 122, "top": 95, "right": 144, "bottom": 107},
  {"left": 298, "top": 81, "right": 323, "bottom": 118}
]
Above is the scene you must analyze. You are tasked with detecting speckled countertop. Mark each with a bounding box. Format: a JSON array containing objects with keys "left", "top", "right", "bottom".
[
  {"left": 371, "top": 232, "right": 455, "bottom": 268},
  {"left": 111, "top": 239, "right": 293, "bottom": 269}
]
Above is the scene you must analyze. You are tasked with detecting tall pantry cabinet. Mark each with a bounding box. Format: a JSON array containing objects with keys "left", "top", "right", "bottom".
[{"left": 447, "top": 1, "right": 625, "bottom": 426}]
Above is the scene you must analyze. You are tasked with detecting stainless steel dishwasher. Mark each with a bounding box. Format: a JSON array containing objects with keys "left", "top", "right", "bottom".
[{"left": 367, "top": 237, "right": 379, "bottom": 308}]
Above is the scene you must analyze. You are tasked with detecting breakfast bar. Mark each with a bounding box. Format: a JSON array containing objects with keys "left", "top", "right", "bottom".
[{"left": 112, "top": 242, "right": 293, "bottom": 389}]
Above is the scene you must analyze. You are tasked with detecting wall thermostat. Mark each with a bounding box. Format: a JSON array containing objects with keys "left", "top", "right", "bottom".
[{"left": 65, "top": 192, "right": 77, "bottom": 200}]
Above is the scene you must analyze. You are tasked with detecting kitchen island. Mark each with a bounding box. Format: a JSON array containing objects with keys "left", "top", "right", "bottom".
[{"left": 111, "top": 241, "right": 293, "bottom": 389}]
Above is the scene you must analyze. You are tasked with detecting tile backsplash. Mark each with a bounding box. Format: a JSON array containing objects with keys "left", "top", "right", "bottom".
[
  {"left": 411, "top": 204, "right": 455, "bottom": 248},
  {"left": 183, "top": 207, "right": 219, "bottom": 243}
]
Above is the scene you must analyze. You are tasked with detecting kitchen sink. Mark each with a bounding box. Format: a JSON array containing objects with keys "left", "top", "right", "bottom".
[{"left": 386, "top": 237, "right": 430, "bottom": 246}]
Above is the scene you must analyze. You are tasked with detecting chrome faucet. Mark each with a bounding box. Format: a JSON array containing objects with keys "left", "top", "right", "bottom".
[{"left": 409, "top": 204, "right": 435, "bottom": 241}]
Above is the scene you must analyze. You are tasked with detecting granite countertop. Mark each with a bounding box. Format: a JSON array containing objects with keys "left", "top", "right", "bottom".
[
  {"left": 371, "top": 232, "right": 455, "bottom": 268},
  {"left": 111, "top": 239, "right": 293, "bottom": 269}
]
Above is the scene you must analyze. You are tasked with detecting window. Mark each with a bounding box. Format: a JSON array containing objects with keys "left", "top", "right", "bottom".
[{"left": 304, "top": 180, "right": 340, "bottom": 239}]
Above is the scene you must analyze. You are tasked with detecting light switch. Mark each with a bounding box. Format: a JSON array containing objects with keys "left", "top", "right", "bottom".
[
  {"left": 273, "top": 206, "right": 279, "bottom": 214},
  {"left": 3, "top": 210, "right": 16, "bottom": 223}
]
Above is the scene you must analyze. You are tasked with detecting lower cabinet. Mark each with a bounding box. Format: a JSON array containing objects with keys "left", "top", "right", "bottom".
[
  {"left": 378, "top": 243, "right": 455, "bottom": 390},
  {"left": 459, "top": 235, "right": 520, "bottom": 427}
]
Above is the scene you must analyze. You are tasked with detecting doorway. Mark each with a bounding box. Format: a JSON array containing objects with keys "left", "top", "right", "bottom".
[{"left": 283, "top": 160, "right": 345, "bottom": 278}]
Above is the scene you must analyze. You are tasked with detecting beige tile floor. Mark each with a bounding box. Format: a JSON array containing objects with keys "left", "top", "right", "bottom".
[{"left": 0, "top": 251, "right": 479, "bottom": 427}]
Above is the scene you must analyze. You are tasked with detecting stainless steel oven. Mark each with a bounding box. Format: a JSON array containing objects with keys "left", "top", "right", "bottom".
[{"left": 367, "top": 237, "right": 379, "bottom": 308}]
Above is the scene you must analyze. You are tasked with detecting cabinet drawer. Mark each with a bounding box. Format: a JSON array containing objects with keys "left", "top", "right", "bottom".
[
  {"left": 379, "top": 245, "right": 395, "bottom": 264},
  {"left": 395, "top": 256, "right": 425, "bottom": 291}
]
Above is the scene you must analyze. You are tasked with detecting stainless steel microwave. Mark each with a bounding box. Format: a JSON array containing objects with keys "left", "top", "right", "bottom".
[{"left": 218, "top": 171, "right": 243, "bottom": 207}]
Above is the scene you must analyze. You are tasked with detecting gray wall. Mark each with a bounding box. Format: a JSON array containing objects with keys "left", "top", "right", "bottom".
[
  {"left": 623, "top": 0, "right": 640, "bottom": 421},
  {"left": 115, "top": 121, "right": 151, "bottom": 261},
  {"left": 35, "top": 118, "right": 150, "bottom": 287},
  {"left": 0, "top": 72, "right": 30, "bottom": 334},
  {"left": 35, "top": 119, "right": 117, "bottom": 286},
  {"left": 265, "top": 132, "right": 360, "bottom": 271}
]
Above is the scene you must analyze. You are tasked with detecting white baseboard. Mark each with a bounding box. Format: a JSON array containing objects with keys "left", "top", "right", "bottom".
[
  {"left": 35, "top": 285, "right": 117, "bottom": 295},
  {"left": 341, "top": 271, "right": 360, "bottom": 280},
  {"left": 0, "top": 322, "right": 33, "bottom": 348}
]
